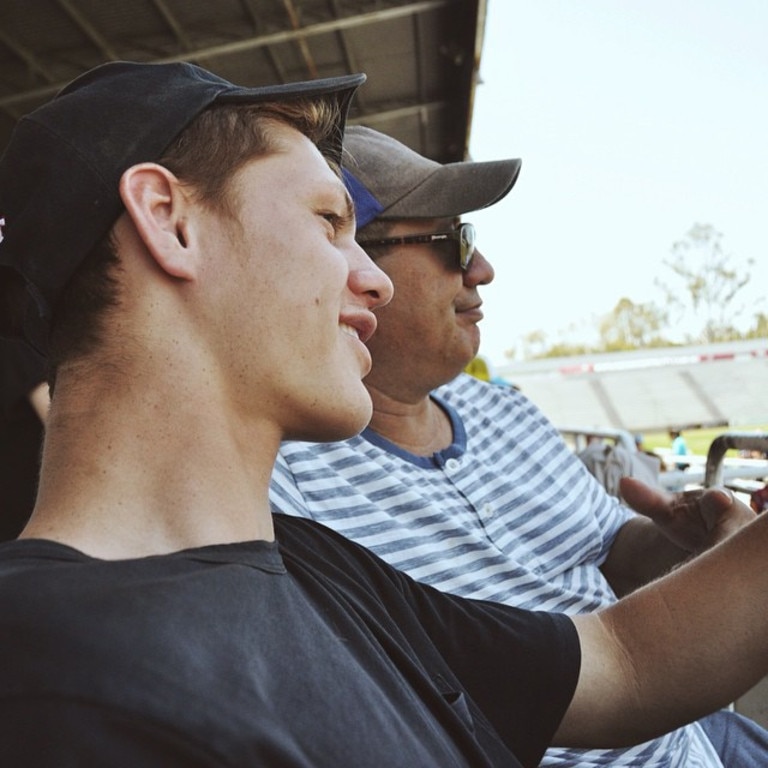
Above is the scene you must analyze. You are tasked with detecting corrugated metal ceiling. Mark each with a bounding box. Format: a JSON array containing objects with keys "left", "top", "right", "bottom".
[{"left": 0, "top": 0, "right": 485, "bottom": 162}]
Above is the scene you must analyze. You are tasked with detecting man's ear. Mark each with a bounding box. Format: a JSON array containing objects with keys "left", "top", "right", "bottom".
[{"left": 119, "top": 163, "right": 198, "bottom": 280}]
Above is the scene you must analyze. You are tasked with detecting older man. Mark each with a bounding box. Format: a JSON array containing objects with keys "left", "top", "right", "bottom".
[{"left": 271, "top": 126, "right": 768, "bottom": 767}]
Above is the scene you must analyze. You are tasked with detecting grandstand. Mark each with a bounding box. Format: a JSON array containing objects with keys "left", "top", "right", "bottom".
[{"left": 498, "top": 338, "right": 768, "bottom": 433}]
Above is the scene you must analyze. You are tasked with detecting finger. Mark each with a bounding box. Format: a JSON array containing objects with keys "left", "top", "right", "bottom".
[{"left": 619, "top": 476, "right": 675, "bottom": 519}]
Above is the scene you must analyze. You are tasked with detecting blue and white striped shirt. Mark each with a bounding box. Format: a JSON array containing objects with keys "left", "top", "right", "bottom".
[{"left": 270, "top": 373, "right": 722, "bottom": 767}]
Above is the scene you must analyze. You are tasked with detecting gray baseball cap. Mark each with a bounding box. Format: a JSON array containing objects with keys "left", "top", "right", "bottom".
[{"left": 341, "top": 125, "right": 521, "bottom": 228}]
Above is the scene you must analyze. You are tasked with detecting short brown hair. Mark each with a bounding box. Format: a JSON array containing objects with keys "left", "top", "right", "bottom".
[{"left": 159, "top": 99, "right": 341, "bottom": 212}]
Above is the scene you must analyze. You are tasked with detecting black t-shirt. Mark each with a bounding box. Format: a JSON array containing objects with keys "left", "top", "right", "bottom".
[
  {"left": 0, "top": 339, "right": 47, "bottom": 539},
  {"left": 0, "top": 514, "right": 580, "bottom": 767}
]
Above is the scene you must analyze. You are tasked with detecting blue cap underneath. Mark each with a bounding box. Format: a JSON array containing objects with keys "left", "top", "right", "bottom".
[{"left": 342, "top": 168, "right": 384, "bottom": 228}]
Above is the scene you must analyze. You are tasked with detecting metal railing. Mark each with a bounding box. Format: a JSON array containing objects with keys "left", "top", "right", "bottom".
[{"left": 703, "top": 431, "right": 768, "bottom": 488}]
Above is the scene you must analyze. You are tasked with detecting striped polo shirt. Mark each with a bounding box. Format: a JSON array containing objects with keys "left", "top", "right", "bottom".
[{"left": 270, "top": 373, "right": 722, "bottom": 767}]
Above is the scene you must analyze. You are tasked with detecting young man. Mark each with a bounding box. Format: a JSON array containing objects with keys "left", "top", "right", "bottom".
[
  {"left": 271, "top": 126, "right": 767, "bottom": 766},
  {"left": 2, "top": 61, "right": 768, "bottom": 767}
]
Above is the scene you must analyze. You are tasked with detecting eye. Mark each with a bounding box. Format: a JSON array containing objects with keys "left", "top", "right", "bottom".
[
  {"left": 320, "top": 209, "right": 354, "bottom": 238},
  {"left": 321, "top": 211, "right": 342, "bottom": 230}
]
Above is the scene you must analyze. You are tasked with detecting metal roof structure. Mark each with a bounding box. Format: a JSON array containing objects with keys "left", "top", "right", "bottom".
[{"left": 0, "top": 0, "right": 485, "bottom": 162}]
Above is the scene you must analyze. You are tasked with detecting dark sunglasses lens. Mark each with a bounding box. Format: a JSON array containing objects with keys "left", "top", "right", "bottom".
[{"left": 460, "top": 224, "right": 475, "bottom": 269}]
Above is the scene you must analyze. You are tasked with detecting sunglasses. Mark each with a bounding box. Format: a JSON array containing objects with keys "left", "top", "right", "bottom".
[{"left": 357, "top": 222, "right": 476, "bottom": 271}]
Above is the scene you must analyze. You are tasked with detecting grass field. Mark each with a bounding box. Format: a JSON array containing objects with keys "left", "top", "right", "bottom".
[{"left": 640, "top": 425, "right": 768, "bottom": 457}]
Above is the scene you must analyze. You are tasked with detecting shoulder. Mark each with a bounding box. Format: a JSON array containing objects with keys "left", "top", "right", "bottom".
[
  {"left": 437, "top": 373, "right": 547, "bottom": 424},
  {"left": 276, "top": 433, "right": 371, "bottom": 470},
  {"left": 437, "top": 374, "right": 573, "bottom": 461},
  {"left": 274, "top": 513, "right": 395, "bottom": 578}
]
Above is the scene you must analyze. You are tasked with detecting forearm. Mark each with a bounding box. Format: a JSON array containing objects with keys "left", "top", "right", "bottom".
[
  {"left": 600, "top": 516, "right": 688, "bottom": 597},
  {"left": 558, "top": 507, "right": 768, "bottom": 748}
]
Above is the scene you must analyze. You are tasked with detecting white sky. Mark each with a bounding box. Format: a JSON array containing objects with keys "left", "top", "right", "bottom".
[{"left": 469, "top": 0, "right": 768, "bottom": 369}]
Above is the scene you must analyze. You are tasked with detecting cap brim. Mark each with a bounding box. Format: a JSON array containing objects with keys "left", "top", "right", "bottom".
[
  {"left": 220, "top": 73, "right": 366, "bottom": 103},
  {"left": 381, "top": 157, "right": 521, "bottom": 220},
  {"left": 217, "top": 73, "right": 366, "bottom": 165}
]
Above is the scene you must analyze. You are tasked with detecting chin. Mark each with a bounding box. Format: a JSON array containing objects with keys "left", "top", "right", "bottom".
[
  {"left": 327, "top": 398, "right": 372, "bottom": 441},
  {"left": 286, "top": 393, "right": 372, "bottom": 444}
]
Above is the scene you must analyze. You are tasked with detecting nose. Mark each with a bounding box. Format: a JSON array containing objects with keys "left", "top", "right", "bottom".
[
  {"left": 465, "top": 247, "right": 494, "bottom": 287},
  {"left": 349, "top": 243, "right": 394, "bottom": 309}
]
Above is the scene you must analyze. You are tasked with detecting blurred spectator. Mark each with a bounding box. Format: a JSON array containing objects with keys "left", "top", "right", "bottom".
[
  {"left": 669, "top": 429, "right": 690, "bottom": 471},
  {"left": 578, "top": 435, "right": 660, "bottom": 500},
  {"left": 750, "top": 485, "right": 768, "bottom": 514},
  {"left": 635, "top": 433, "right": 665, "bottom": 472},
  {"left": 463, "top": 356, "right": 491, "bottom": 382}
]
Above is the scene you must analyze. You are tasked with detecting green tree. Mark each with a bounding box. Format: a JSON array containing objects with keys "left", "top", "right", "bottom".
[
  {"left": 519, "top": 329, "right": 591, "bottom": 360},
  {"left": 655, "top": 223, "right": 754, "bottom": 343},
  {"left": 597, "top": 297, "right": 670, "bottom": 351},
  {"left": 745, "top": 312, "right": 768, "bottom": 339},
  {"left": 513, "top": 224, "right": 763, "bottom": 359},
  {"left": 519, "top": 329, "right": 548, "bottom": 359},
  {"left": 541, "top": 342, "right": 593, "bottom": 358}
]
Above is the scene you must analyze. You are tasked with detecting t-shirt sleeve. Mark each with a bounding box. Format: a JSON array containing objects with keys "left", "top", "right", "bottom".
[
  {"left": 399, "top": 575, "right": 581, "bottom": 767},
  {"left": 277, "top": 515, "right": 581, "bottom": 768},
  {"left": 492, "top": 381, "right": 635, "bottom": 564},
  {"left": 581, "top": 465, "right": 636, "bottom": 562}
]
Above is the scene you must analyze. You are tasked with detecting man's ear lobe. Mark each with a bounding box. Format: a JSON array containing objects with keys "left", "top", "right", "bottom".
[{"left": 119, "top": 163, "right": 197, "bottom": 280}]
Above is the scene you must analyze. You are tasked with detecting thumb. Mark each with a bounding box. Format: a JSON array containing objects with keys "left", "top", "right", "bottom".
[{"left": 698, "top": 486, "right": 736, "bottom": 532}]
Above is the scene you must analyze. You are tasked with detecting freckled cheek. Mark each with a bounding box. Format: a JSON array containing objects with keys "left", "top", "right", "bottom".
[{"left": 292, "top": 292, "right": 334, "bottom": 342}]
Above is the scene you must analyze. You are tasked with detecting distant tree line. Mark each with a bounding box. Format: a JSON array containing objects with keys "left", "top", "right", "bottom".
[{"left": 512, "top": 224, "right": 766, "bottom": 360}]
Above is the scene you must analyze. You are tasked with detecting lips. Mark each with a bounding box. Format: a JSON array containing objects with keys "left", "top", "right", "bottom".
[
  {"left": 340, "top": 312, "right": 377, "bottom": 344},
  {"left": 456, "top": 303, "right": 483, "bottom": 322},
  {"left": 339, "top": 318, "right": 374, "bottom": 376}
]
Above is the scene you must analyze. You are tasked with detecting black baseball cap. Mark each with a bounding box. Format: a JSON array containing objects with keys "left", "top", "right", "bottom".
[
  {"left": 0, "top": 61, "right": 366, "bottom": 351},
  {"left": 341, "top": 125, "right": 521, "bottom": 229}
]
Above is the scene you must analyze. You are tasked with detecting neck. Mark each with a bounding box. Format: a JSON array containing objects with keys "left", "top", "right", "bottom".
[
  {"left": 366, "top": 384, "right": 453, "bottom": 457},
  {"left": 23, "top": 361, "right": 277, "bottom": 559}
]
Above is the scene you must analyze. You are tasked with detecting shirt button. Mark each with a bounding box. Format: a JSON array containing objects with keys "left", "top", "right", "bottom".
[
  {"left": 482, "top": 503, "right": 494, "bottom": 521},
  {"left": 445, "top": 458, "right": 460, "bottom": 472}
]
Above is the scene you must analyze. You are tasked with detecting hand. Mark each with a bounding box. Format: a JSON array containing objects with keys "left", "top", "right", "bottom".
[{"left": 619, "top": 476, "right": 756, "bottom": 555}]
